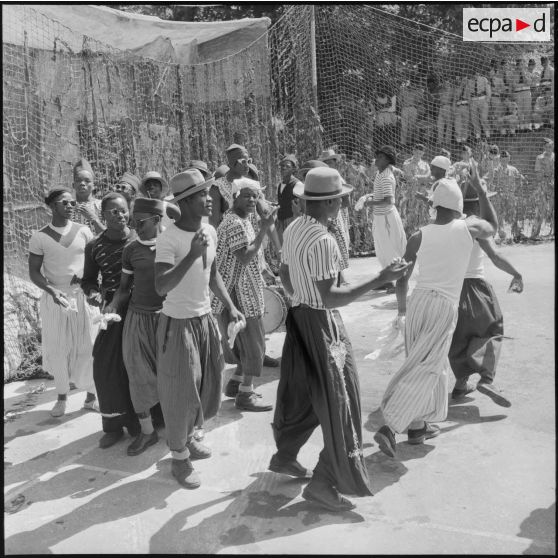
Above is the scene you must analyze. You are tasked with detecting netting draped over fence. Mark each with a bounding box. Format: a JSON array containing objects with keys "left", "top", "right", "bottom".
[{"left": 3, "top": 4, "right": 554, "bottom": 377}]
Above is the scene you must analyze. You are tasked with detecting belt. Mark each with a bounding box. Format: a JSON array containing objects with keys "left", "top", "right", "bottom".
[
  {"left": 456, "top": 100, "right": 469, "bottom": 106},
  {"left": 491, "top": 94, "right": 501, "bottom": 97},
  {"left": 471, "top": 95, "right": 486, "bottom": 100},
  {"left": 514, "top": 87, "right": 530, "bottom": 92}
]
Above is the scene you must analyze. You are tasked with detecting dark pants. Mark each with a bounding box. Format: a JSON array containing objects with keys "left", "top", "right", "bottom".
[
  {"left": 272, "top": 306, "right": 372, "bottom": 497},
  {"left": 93, "top": 305, "right": 140, "bottom": 435},
  {"left": 449, "top": 278, "right": 504, "bottom": 384}
]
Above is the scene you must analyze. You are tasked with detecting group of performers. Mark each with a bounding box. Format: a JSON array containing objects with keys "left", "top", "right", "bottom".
[{"left": 28, "top": 140, "right": 523, "bottom": 511}]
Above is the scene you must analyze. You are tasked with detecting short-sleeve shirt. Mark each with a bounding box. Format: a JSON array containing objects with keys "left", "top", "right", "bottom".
[
  {"left": 122, "top": 240, "right": 165, "bottom": 313},
  {"left": 282, "top": 215, "right": 341, "bottom": 309},
  {"left": 82, "top": 229, "right": 136, "bottom": 303},
  {"left": 155, "top": 222, "right": 217, "bottom": 319},
  {"left": 211, "top": 212, "right": 264, "bottom": 318},
  {"left": 28, "top": 221, "right": 93, "bottom": 289},
  {"left": 373, "top": 167, "right": 396, "bottom": 215}
]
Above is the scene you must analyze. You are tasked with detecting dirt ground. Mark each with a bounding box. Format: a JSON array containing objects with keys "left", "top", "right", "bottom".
[{"left": 4, "top": 242, "right": 555, "bottom": 554}]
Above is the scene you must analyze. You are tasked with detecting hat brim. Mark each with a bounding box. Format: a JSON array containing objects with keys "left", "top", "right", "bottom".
[
  {"left": 464, "top": 191, "right": 498, "bottom": 202},
  {"left": 319, "top": 154, "right": 342, "bottom": 162},
  {"left": 171, "top": 177, "right": 215, "bottom": 203},
  {"left": 140, "top": 176, "right": 169, "bottom": 195},
  {"left": 293, "top": 182, "right": 353, "bottom": 200}
]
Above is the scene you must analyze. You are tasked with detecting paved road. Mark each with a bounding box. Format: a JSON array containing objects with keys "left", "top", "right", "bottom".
[{"left": 4, "top": 243, "right": 555, "bottom": 554}]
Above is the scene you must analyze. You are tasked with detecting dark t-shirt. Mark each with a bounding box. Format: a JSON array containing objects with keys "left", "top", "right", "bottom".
[{"left": 122, "top": 240, "right": 165, "bottom": 313}]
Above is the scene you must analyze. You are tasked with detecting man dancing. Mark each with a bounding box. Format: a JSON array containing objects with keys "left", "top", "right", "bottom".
[
  {"left": 375, "top": 163, "right": 498, "bottom": 457},
  {"left": 270, "top": 167, "right": 409, "bottom": 512},
  {"left": 154, "top": 169, "right": 244, "bottom": 489},
  {"left": 450, "top": 182, "right": 522, "bottom": 407},
  {"left": 213, "top": 177, "right": 277, "bottom": 412}
]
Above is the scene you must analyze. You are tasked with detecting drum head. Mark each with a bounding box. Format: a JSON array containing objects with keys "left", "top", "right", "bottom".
[{"left": 262, "top": 287, "right": 287, "bottom": 334}]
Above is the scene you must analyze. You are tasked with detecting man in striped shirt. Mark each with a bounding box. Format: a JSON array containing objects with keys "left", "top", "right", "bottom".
[{"left": 270, "top": 167, "right": 409, "bottom": 512}]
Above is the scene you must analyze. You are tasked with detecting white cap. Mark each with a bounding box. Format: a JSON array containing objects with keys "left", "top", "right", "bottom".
[
  {"left": 231, "top": 177, "right": 262, "bottom": 198},
  {"left": 430, "top": 156, "right": 451, "bottom": 171},
  {"left": 432, "top": 178, "right": 463, "bottom": 213}
]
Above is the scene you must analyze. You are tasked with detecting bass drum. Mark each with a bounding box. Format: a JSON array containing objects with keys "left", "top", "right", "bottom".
[{"left": 262, "top": 286, "right": 288, "bottom": 334}]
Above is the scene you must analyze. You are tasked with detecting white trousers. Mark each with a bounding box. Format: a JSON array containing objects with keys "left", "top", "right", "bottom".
[
  {"left": 40, "top": 289, "right": 99, "bottom": 394},
  {"left": 381, "top": 288, "right": 458, "bottom": 433},
  {"left": 372, "top": 207, "right": 406, "bottom": 268}
]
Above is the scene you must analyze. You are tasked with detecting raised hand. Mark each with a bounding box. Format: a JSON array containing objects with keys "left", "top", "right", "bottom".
[
  {"left": 260, "top": 204, "right": 278, "bottom": 229},
  {"left": 75, "top": 203, "right": 97, "bottom": 222},
  {"left": 190, "top": 229, "right": 209, "bottom": 260}
]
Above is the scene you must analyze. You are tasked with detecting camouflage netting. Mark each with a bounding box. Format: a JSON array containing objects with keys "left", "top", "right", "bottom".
[{"left": 3, "top": 4, "right": 554, "bottom": 378}]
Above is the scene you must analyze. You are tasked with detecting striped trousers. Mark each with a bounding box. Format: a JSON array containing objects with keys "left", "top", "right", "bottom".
[
  {"left": 40, "top": 289, "right": 99, "bottom": 395},
  {"left": 381, "top": 288, "right": 458, "bottom": 433}
]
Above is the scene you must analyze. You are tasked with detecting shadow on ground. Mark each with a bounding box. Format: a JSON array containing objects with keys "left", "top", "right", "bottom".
[
  {"left": 518, "top": 502, "right": 556, "bottom": 555},
  {"left": 149, "top": 471, "right": 364, "bottom": 553}
]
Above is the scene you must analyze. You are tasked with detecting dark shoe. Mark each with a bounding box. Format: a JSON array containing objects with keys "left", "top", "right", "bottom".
[
  {"left": 235, "top": 391, "right": 273, "bottom": 412},
  {"left": 99, "top": 429, "right": 124, "bottom": 449},
  {"left": 263, "top": 355, "right": 280, "bottom": 367},
  {"left": 477, "top": 381, "right": 511, "bottom": 408},
  {"left": 268, "top": 453, "right": 312, "bottom": 478},
  {"left": 451, "top": 381, "right": 476, "bottom": 400},
  {"left": 171, "top": 458, "right": 201, "bottom": 489},
  {"left": 224, "top": 378, "right": 241, "bottom": 398},
  {"left": 407, "top": 422, "right": 441, "bottom": 445},
  {"left": 127, "top": 431, "right": 158, "bottom": 456},
  {"left": 186, "top": 439, "right": 212, "bottom": 460},
  {"left": 302, "top": 481, "right": 355, "bottom": 512},
  {"left": 374, "top": 425, "right": 397, "bottom": 457}
]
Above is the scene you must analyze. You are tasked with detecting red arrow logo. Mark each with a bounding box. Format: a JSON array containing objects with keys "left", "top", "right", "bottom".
[{"left": 516, "top": 19, "right": 530, "bottom": 31}]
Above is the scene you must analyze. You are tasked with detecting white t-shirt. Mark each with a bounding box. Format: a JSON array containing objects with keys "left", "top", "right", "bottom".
[
  {"left": 155, "top": 222, "right": 217, "bottom": 319},
  {"left": 28, "top": 222, "right": 94, "bottom": 289}
]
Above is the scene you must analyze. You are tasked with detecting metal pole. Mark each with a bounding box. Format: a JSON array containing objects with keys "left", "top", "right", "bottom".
[{"left": 310, "top": 5, "right": 318, "bottom": 110}]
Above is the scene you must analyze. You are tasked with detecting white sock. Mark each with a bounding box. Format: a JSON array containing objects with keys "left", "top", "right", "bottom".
[
  {"left": 230, "top": 374, "right": 243, "bottom": 383},
  {"left": 238, "top": 384, "right": 253, "bottom": 393},
  {"left": 139, "top": 416, "right": 154, "bottom": 435},
  {"left": 172, "top": 448, "right": 189, "bottom": 460}
]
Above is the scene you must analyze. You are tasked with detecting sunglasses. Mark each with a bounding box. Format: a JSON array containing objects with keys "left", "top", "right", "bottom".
[
  {"left": 56, "top": 200, "right": 77, "bottom": 207},
  {"left": 135, "top": 214, "right": 159, "bottom": 224},
  {"left": 104, "top": 208, "right": 128, "bottom": 216},
  {"left": 236, "top": 158, "right": 253, "bottom": 165}
]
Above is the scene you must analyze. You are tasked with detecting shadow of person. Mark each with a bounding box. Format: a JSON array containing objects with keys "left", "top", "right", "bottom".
[
  {"left": 5, "top": 432, "right": 103, "bottom": 496},
  {"left": 446, "top": 403, "right": 508, "bottom": 426},
  {"left": 4, "top": 408, "right": 94, "bottom": 444},
  {"left": 365, "top": 443, "right": 435, "bottom": 495},
  {"left": 517, "top": 502, "right": 556, "bottom": 555},
  {"left": 149, "top": 471, "right": 364, "bottom": 554},
  {"left": 5, "top": 462, "right": 180, "bottom": 554}
]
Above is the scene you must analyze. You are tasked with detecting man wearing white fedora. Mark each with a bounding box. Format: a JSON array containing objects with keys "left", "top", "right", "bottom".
[
  {"left": 154, "top": 169, "right": 244, "bottom": 489},
  {"left": 270, "top": 166, "right": 410, "bottom": 512}
]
